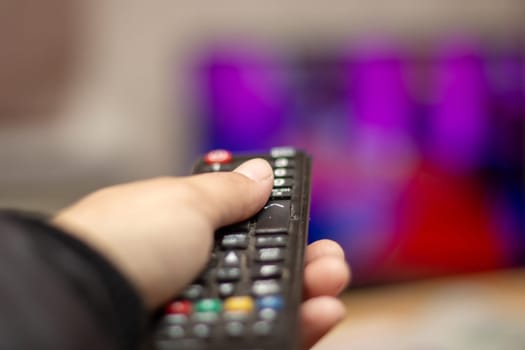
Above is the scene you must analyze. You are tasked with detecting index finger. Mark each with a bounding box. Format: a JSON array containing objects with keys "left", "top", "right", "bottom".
[{"left": 304, "top": 239, "right": 346, "bottom": 265}]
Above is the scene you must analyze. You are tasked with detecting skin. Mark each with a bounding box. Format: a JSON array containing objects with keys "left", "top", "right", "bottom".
[{"left": 53, "top": 158, "right": 350, "bottom": 349}]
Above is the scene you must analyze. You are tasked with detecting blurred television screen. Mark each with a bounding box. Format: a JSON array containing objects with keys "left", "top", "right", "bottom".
[{"left": 189, "top": 36, "right": 524, "bottom": 286}]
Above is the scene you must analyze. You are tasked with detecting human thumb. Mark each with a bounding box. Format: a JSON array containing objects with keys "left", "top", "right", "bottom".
[{"left": 184, "top": 158, "right": 274, "bottom": 228}]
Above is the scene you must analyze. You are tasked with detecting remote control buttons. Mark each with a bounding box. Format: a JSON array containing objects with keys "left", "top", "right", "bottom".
[
  {"left": 253, "top": 321, "right": 273, "bottom": 336},
  {"left": 255, "top": 235, "right": 288, "bottom": 248},
  {"left": 273, "top": 157, "right": 295, "bottom": 168},
  {"left": 223, "top": 251, "right": 241, "bottom": 266},
  {"left": 204, "top": 149, "right": 232, "bottom": 165},
  {"left": 252, "top": 280, "right": 281, "bottom": 296},
  {"left": 216, "top": 267, "right": 241, "bottom": 282},
  {"left": 195, "top": 299, "right": 222, "bottom": 313},
  {"left": 252, "top": 265, "right": 283, "bottom": 279},
  {"left": 274, "top": 168, "right": 295, "bottom": 178},
  {"left": 271, "top": 187, "right": 292, "bottom": 199},
  {"left": 224, "top": 297, "right": 254, "bottom": 313},
  {"left": 270, "top": 146, "right": 296, "bottom": 158},
  {"left": 181, "top": 284, "right": 204, "bottom": 300},
  {"left": 166, "top": 300, "right": 192, "bottom": 315},
  {"left": 255, "top": 200, "right": 290, "bottom": 233},
  {"left": 258, "top": 308, "right": 278, "bottom": 321},
  {"left": 255, "top": 248, "right": 285, "bottom": 262},
  {"left": 225, "top": 321, "right": 244, "bottom": 337},
  {"left": 164, "top": 325, "right": 186, "bottom": 339},
  {"left": 164, "top": 314, "right": 189, "bottom": 325},
  {"left": 221, "top": 234, "right": 249, "bottom": 250},
  {"left": 273, "top": 178, "right": 294, "bottom": 188},
  {"left": 218, "top": 283, "right": 236, "bottom": 298},
  {"left": 192, "top": 324, "right": 211, "bottom": 339},
  {"left": 257, "top": 296, "right": 283, "bottom": 311}
]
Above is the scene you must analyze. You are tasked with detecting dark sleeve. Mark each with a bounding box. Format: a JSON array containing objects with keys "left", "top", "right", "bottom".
[{"left": 0, "top": 210, "right": 148, "bottom": 350}]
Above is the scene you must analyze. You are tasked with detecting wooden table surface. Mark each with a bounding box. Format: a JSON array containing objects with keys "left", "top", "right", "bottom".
[{"left": 314, "top": 268, "right": 525, "bottom": 350}]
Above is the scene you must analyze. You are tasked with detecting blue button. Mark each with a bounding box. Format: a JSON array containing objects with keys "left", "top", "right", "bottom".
[{"left": 257, "top": 296, "right": 283, "bottom": 310}]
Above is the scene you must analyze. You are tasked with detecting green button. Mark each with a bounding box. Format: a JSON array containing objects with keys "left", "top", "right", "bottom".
[{"left": 195, "top": 298, "right": 222, "bottom": 313}]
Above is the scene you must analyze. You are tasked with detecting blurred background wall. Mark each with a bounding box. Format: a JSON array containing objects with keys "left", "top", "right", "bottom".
[
  {"left": 0, "top": 0, "right": 524, "bottom": 285},
  {"left": 1, "top": 0, "right": 523, "bottom": 210}
]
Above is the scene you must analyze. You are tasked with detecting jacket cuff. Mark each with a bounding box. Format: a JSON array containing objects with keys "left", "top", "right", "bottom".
[{"left": 0, "top": 210, "right": 148, "bottom": 350}]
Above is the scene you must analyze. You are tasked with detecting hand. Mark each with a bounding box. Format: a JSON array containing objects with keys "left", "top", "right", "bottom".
[{"left": 53, "top": 158, "right": 350, "bottom": 349}]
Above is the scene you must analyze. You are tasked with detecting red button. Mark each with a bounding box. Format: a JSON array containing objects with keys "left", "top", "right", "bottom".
[
  {"left": 166, "top": 300, "right": 192, "bottom": 315},
  {"left": 204, "top": 149, "right": 232, "bottom": 165}
]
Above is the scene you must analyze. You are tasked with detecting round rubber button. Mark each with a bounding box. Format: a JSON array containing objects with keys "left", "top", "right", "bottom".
[
  {"left": 257, "top": 296, "right": 283, "bottom": 310},
  {"left": 225, "top": 321, "right": 244, "bottom": 337},
  {"left": 274, "top": 158, "right": 289, "bottom": 168},
  {"left": 253, "top": 320, "right": 272, "bottom": 336},
  {"left": 166, "top": 325, "right": 185, "bottom": 339},
  {"left": 195, "top": 298, "right": 222, "bottom": 313},
  {"left": 218, "top": 283, "right": 235, "bottom": 298},
  {"left": 224, "top": 296, "right": 254, "bottom": 313},
  {"left": 181, "top": 284, "right": 203, "bottom": 300},
  {"left": 259, "top": 308, "right": 277, "bottom": 321},
  {"left": 166, "top": 300, "right": 192, "bottom": 315},
  {"left": 193, "top": 324, "right": 211, "bottom": 339},
  {"left": 204, "top": 149, "right": 233, "bottom": 164},
  {"left": 163, "top": 314, "right": 188, "bottom": 325}
]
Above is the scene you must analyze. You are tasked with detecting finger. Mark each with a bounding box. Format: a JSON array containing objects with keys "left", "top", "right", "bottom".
[
  {"left": 300, "top": 296, "right": 346, "bottom": 350},
  {"left": 305, "top": 239, "right": 345, "bottom": 265},
  {"left": 184, "top": 158, "right": 274, "bottom": 228},
  {"left": 303, "top": 256, "right": 350, "bottom": 300}
]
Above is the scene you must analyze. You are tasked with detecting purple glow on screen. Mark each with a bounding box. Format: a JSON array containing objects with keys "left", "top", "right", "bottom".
[
  {"left": 428, "top": 38, "right": 489, "bottom": 174},
  {"left": 351, "top": 39, "right": 411, "bottom": 131},
  {"left": 191, "top": 37, "right": 525, "bottom": 284},
  {"left": 488, "top": 45, "right": 525, "bottom": 119},
  {"left": 199, "top": 44, "right": 286, "bottom": 150}
]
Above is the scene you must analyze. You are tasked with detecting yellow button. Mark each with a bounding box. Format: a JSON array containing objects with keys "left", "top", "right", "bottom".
[{"left": 224, "top": 296, "right": 254, "bottom": 312}]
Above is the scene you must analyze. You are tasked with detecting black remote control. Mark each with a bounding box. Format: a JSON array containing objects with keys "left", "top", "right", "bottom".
[{"left": 152, "top": 147, "right": 312, "bottom": 350}]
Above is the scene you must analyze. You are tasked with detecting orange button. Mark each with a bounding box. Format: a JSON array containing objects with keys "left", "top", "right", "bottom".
[{"left": 224, "top": 296, "right": 254, "bottom": 313}]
